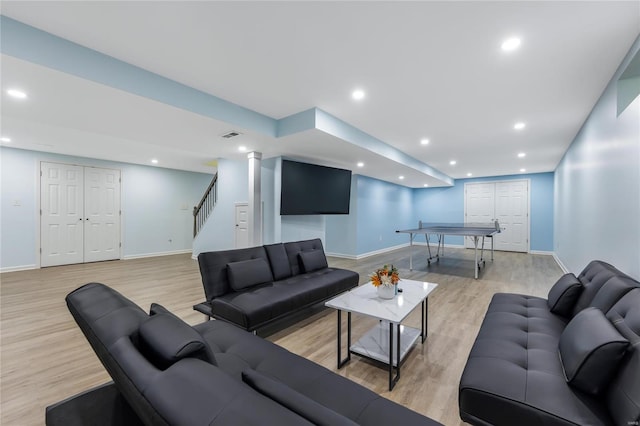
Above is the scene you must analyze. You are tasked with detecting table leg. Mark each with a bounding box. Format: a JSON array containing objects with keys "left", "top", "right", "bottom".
[
  {"left": 409, "top": 233, "right": 414, "bottom": 271},
  {"left": 491, "top": 235, "right": 494, "bottom": 261},
  {"left": 421, "top": 299, "right": 428, "bottom": 343},
  {"left": 388, "top": 322, "right": 401, "bottom": 391},
  {"left": 337, "top": 310, "right": 351, "bottom": 368},
  {"left": 474, "top": 236, "right": 479, "bottom": 279}
]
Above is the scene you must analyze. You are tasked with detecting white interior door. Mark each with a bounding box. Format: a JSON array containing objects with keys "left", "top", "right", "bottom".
[
  {"left": 464, "top": 180, "right": 529, "bottom": 252},
  {"left": 41, "top": 162, "right": 84, "bottom": 267},
  {"left": 84, "top": 167, "right": 121, "bottom": 262},
  {"left": 494, "top": 180, "right": 528, "bottom": 252},
  {"left": 464, "top": 183, "right": 495, "bottom": 248},
  {"left": 41, "top": 162, "right": 121, "bottom": 267},
  {"left": 235, "top": 203, "right": 249, "bottom": 248}
]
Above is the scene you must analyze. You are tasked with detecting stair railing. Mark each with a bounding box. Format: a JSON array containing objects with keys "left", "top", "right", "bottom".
[{"left": 193, "top": 173, "right": 218, "bottom": 237}]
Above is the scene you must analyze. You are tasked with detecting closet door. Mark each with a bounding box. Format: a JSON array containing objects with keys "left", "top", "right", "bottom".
[
  {"left": 41, "top": 162, "right": 121, "bottom": 267},
  {"left": 494, "top": 180, "right": 528, "bottom": 252},
  {"left": 464, "top": 183, "right": 495, "bottom": 248},
  {"left": 464, "top": 180, "right": 529, "bottom": 252},
  {"left": 84, "top": 167, "right": 121, "bottom": 262},
  {"left": 40, "top": 162, "right": 84, "bottom": 267}
]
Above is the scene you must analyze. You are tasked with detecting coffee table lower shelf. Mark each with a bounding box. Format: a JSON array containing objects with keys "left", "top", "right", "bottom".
[{"left": 350, "top": 322, "right": 421, "bottom": 366}]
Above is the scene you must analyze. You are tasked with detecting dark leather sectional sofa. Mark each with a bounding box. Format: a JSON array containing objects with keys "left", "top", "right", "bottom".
[
  {"left": 194, "top": 238, "right": 359, "bottom": 331},
  {"left": 459, "top": 260, "right": 640, "bottom": 426},
  {"left": 48, "top": 282, "right": 442, "bottom": 426}
]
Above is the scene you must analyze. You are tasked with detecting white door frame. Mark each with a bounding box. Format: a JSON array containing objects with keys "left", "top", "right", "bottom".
[
  {"left": 36, "top": 160, "right": 123, "bottom": 268},
  {"left": 463, "top": 179, "right": 531, "bottom": 253}
]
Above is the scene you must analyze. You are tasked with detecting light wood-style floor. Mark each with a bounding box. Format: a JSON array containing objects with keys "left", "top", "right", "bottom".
[{"left": 0, "top": 246, "right": 563, "bottom": 426}]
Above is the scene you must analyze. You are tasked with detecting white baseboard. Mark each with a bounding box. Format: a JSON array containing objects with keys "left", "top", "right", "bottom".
[
  {"left": 0, "top": 264, "right": 37, "bottom": 273},
  {"left": 530, "top": 250, "right": 554, "bottom": 255},
  {"left": 552, "top": 253, "right": 570, "bottom": 273},
  {"left": 327, "top": 242, "right": 472, "bottom": 260},
  {"left": 123, "top": 249, "right": 193, "bottom": 260},
  {"left": 327, "top": 243, "right": 411, "bottom": 260}
]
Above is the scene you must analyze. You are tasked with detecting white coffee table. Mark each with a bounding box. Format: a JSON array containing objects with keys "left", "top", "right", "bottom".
[{"left": 325, "top": 279, "right": 438, "bottom": 390}]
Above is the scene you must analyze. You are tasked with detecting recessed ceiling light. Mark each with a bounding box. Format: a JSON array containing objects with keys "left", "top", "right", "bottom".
[
  {"left": 7, "top": 89, "right": 27, "bottom": 99},
  {"left": 520, "top": 168, "right": 526, "bottom": 173},
  {"left": 238, "top": 146, "right": 247, "bottom": 152},
  {"left": 501, "top": 37, "right": 521, "bottom": 52},
  {"left": 514, "top": 122, "right": 526, "bottom": 130},
  {"left": 357, "top": 162, "right": 364, "bottom": 168},
  {"left": 399, "top": 175, "right": 405, "bottom": 180},
  {"left": 420, "top": 138, "right": 430, "bottom": 145},
  {"left": 151, "top": 159, "right": 158, "bottom": 164},
  {"left": 0, "top": 137, "right": 11, "bottom": 142},
  {"left": 351, "top": 89, "right": 365, "bottom": 101},
  {"left": 518, "top": 152, "right": 526, "bottom": 158},
  {"left": 467, "top": 173, "right": 473, "bottom": 177},
  {"left": 449, "top": 160, "right": 457, "bottom": 165},
  {"left": 423, "top": 184, "right": 429, "bottom": 187}
]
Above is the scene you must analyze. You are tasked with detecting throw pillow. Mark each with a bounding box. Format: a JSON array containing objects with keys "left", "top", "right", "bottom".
[
  {"left": 298, "top": 249, "right": 328, "bottom": 273},
  {"left": 242, "top": 369, "right": 358, "bottom": 426},
  {"left": 547, "top": 273, "right": 583, "bottom": 317},
  {"left": 227, "top": 258, "right": 274, "bottom": 291},
  {"left": 139, "top": 313, "right": 210, "bottom": 369},
  {"left": 558, "top": 307, "right": 629, "bottom": 395}
]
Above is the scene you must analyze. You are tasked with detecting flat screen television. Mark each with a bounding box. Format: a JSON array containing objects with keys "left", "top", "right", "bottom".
[{"left": 280, "top": 160, "right": 352, "bottom": 215}]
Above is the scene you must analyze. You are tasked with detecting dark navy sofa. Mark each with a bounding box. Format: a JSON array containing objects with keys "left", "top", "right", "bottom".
[
  {"left": 459, "top": 260, "right": 640, "bottom": 426},
  {"left": 46, "top": 283, "right": 442, "bottom": 426},
  {"left": 194, "top": 238, "right": 359, "bottom": 332}
]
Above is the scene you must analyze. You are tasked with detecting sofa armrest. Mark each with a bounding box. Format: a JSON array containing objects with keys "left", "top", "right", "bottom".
[{"left": 193, "top": 302, "right": 213, "bottom": 318}]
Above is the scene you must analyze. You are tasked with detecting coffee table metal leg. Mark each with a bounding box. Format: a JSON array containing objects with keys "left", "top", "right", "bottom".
[
  {"left": 389, "top": 322, "right": 401, "bottom": 391},
  {"left": 337, "top": 310, "right": 351, "bottom": 369},
  {"left": 421, "top": 299, "right": 428, "bottom": 343}
]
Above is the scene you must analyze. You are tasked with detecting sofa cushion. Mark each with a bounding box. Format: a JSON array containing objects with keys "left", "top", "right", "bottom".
[
  {"left": 227, "top": 258, "right": 274, "bottom": 291},
  {"left": 559, "top": 307, "right": 629, "bottom": 395},
  {"left": 264, "top": 243, "right": 293, "bottom": 280},
  {"left": 242, "top": 369, "right": 358, "bottom": 426},
  {"left": 604, "top": 288, "right": 640, "bottom": 426},
  {"left": 211, "top": 268, "right": 358, "bottom": 331},
  {"left": 139, "top": 313, "right": 209, "bottom": 370},
  {"left": 459, "top": 293, "right": 614, "bottom": 426},
  {"left": 572, "top": 261, "right": 623, "bottom": 316},
  {"left": 144, "top": 359, "right": 314, "bottom": 426},
  {"left": 299, "top": 249, "right": 328, "bottom": 273},
  {"left": 284, "top": 239, "right": 326, "bottom": 276},
  {"left": 547, "top": 273, "right": 583, "bottom": 317},
  {"left": 198, "top": 246, "right": 271, "bottom": 299}
]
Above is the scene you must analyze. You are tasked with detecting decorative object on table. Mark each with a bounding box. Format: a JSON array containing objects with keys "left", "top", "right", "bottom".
[{"left": 370, "top": 264, "right": 400, "bottom": 299}]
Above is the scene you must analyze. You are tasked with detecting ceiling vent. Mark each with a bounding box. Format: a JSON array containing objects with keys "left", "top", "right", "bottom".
[{"left": 221, "top": 131, "right": 242, "bottom": 139}]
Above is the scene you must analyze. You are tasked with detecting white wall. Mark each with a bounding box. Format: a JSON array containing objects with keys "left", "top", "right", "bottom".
[
  {"left": 555, "top": 36, "right": 640, "bottom": 279},
  {"left": 0, "top": 147, "right": 212, "bottom": 271},
  {"left": 192, "top": 158, "right": 248, "bottom": 255}
]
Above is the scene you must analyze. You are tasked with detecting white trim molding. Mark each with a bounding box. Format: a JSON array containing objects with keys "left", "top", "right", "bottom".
[
  {"left": 0, "top": 264, "right": 37, "bottom": 273},
  {"left": 530, "top": 250, "right": 554, "bottom": 255},
  {"left": 552, "top": 253, "right": 570, "bottom": 273},
  {"left": 124, "top": 249, "right": 193, "bottom": 260},
  {"left": 327, "top": 243, "right": 410, "bottom": 260}
]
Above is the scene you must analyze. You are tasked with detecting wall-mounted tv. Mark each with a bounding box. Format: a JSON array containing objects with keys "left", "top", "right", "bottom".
[{"left": 281, "top": 160, "right": 352, "bottom": 215}]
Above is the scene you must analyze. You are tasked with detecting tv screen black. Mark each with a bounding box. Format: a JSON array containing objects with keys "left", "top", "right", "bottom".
[{"left": 281, "top": 160, "right": 352, "bottom": 215}]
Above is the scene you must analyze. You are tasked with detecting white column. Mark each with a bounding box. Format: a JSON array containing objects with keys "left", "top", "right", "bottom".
[{"left": 248, "top": 151, "right": 262, "bottom": 246}]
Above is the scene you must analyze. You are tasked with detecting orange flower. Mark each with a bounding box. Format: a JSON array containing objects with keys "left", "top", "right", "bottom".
[{"left": 370, "top": 265, "right": 399, "bottom": 288}]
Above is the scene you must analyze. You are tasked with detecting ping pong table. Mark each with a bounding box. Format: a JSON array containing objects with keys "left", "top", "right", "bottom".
[{"left": 396, "top": 221, "right": 501, "bottom": 279}]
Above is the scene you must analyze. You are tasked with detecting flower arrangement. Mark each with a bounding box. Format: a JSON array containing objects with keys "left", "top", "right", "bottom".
[{"left": 370, "top": 264, "right": 400, "bottom": 287}]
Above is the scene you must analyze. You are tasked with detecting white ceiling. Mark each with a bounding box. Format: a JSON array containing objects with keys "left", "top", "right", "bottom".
[{"left": 1, "top": 1, "right": 639, "bottom": 187}]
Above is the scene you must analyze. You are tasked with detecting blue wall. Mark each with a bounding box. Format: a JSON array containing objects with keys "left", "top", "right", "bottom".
[
  {"left": 555, "top": 35, "right": 640, "bottom": 279},
  {"left": 0, "top": 147, "right": 212, "bottom": 271},
  {"left": 355, "top": 175, "right": 414, "bottom": 255},
  {"left": 413, "top": 173, "right": 555, "bottom": 251}
]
